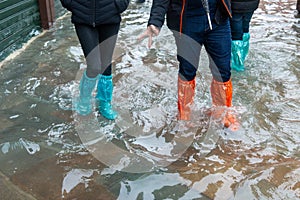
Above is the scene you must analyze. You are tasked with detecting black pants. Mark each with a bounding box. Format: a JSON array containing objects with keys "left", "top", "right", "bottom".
[
  {"left": 230, "top": 11, "right": 255, "bottom": 40},
  {"left": 75, "top": 23, "right": 120, "bottom": 78}
]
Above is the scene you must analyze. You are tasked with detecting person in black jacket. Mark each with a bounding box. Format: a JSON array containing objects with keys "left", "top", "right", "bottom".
[
  {"left": 296, "top": 0, "right": 300, "bottom": 18},
  {"left": 230, "top": 0, "right": 260, "bottom": 71},
  {"left": 60, "top": 0, "right": 130, "bottom": 119},
  {"left": 139, "top": 0, "right": 238, "bottom": 129}
]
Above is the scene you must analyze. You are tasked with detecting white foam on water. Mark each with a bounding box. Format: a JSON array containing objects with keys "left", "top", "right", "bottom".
[
  {"left": 61, "top": 169, "right": 95, "bottom": 197},
  {"left": 19, "top": 138, "right": 40, "bottom": 155},
  {"left": 9, "top": 115, "right": 20, "bottom": 119},
  {"left": 1, "top": 142, "right": 10, "bottom": 154},
  {"left": 117, "top": 172, "right": 191, "bottom": 200},
  {"left": 69, "top": 46, "right": 84, "bottom": 63}
]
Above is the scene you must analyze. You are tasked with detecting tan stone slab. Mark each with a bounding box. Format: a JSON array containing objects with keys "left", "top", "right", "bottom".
[
  {"left": 10, "top": 153, "right": 116, "bottom": 200},
  {"left": 0, "top": 171, "right": 36, "bottom": 200}
]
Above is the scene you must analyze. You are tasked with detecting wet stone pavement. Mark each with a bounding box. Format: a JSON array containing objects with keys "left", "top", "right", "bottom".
[{"left": 0, "top": 1, "right": 300, "bottom": 200}]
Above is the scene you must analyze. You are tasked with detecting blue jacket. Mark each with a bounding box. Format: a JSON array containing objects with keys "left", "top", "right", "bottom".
[
  {"left": 60, "top": 0, "right": 130, "bottom": 26},
  {"left": 148, "top": 0, "right": 232, "bottom": 32}
]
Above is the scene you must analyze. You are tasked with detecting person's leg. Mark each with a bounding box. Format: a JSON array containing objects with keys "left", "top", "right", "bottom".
[
  {"left": 242, "top": 11, "right": 254, "bottom": 34},
  {"left": 73, "top": 24, "right": 100, "bottom": 115},
  {"left": 205, "top": 20, "right": 231, "bottom": 83},
  {"left": 95, "top": 23, "right": 120, "bottom": 120},
  {"left": 175, "top": 34, "right": 201, "bottom": 82},
  {"left": 97, "top": 23, "right": 120, "bottom": 75},
  {"left": 230, "top": 13, "right": 244, "bottom": 41},
  {"left": 75, "top": 23, "right": 101, "bottom": 78},
  {"left": 173, "top": 14, "right": 204, "bottom": 81},
  {"left": 205, "top": 20, "right": 237, "bottom": 129},
  {"left": 230, "top": 12, "right": 245, "bottom": 71},
  {"left": 172, "top": 16, "right": 203, "bottom": 120},
  {"left": 242, "top": 11, "right": 255, "bottom": 61}
]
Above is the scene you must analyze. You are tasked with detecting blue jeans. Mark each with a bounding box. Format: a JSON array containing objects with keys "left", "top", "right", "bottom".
[
  {"left": 230, "top": 11, "right": 254, "bottom": 40},
  {"left": 172, "top": 14, "right": 231, "bottom": 82}
]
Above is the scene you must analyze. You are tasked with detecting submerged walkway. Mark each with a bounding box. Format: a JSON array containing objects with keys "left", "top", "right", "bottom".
[{"left": 0, "top": 1, "right": 300, "bottom": 199}]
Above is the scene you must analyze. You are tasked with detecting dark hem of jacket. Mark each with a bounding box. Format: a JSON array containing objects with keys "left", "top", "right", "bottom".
[
  {"left": 60, "top": 0, "right": 130, "bottom": 26},
  {"left": 148, "top": 0, "right": 232, "bottom": 32}
]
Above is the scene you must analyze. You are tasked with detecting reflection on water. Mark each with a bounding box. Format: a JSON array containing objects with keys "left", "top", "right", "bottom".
[{"left": 0, "top": 0, "right": 299, "bottom": 199}]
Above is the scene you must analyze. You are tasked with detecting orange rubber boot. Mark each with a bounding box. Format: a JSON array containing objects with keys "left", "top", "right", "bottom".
[
  {"left": 210, "top": 78, "right": 238, "bottom": 129},
  {"left": 178, "top": 76, "right": 196, "bottom": 120}
]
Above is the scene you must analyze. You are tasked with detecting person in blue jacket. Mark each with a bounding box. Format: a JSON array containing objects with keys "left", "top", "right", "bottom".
[
  {"left": 139, "top": 0, "right": 238, "bottom": 129},
  {"left": 60, "top": 0, "right": 130, "bottom": 119},
  {"left": 230, "top": 0, "right": 260, "bottom": 71}
]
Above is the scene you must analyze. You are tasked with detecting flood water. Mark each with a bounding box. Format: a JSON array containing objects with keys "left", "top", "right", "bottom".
[{"left": 0, "top": 0, "right": 299, "bottom": 199}]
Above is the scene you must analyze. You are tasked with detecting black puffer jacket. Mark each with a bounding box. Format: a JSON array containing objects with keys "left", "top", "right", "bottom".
[
  {"left": 231, "top": 0, "right": 260, "bottom": 13},
  {"left": 60, "top": 0, "right": 130, "bottom": 26},
  {"left": 148, "top": 0, "right": 232, "bottom": 32}
]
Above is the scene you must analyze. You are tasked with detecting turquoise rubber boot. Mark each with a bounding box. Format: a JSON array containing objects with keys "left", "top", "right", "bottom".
[
  {"left": 242, "top": 32, "right": 250, "bottom": 62},
  {"left": 75, "top": 71, "right": 97, "bottom": 115},
  {"left": 96, "top": 75, "right": 118, "bottom": 120},
  {"left": 231, "top": 40, "right": 245, "bottom": 72}
]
